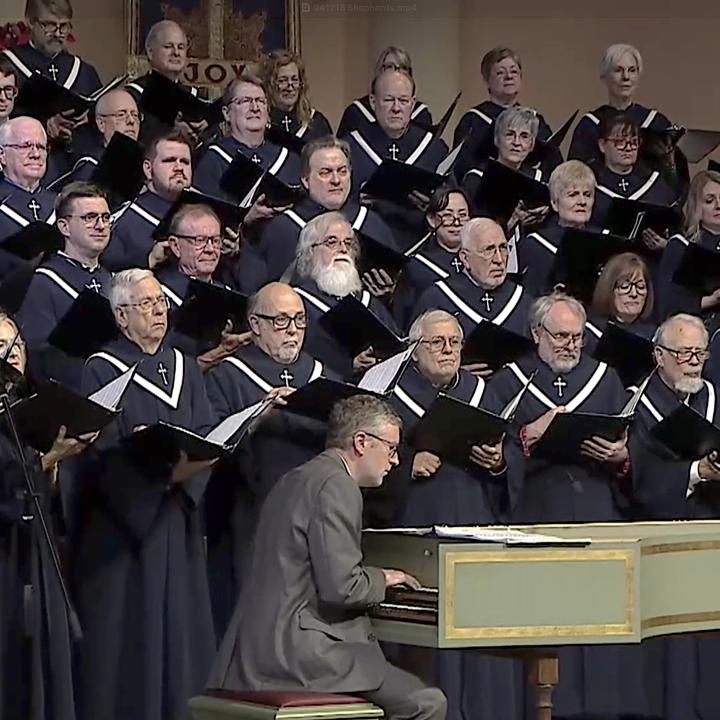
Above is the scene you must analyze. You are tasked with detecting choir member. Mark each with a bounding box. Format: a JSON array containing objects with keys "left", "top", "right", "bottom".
[
  {"left": 2, "top": 0, "right": 101, "bottom": 143},
  {"left": 17, "top": 181, "right": 112, "bottom": 389},
  {"left": 210, "top": 393, "right": 447, "bottom": 720},
  {"left": 291, "top": 211, "right": 398, "bottom": 377},
  {"left": 585, "top": 252, "right": 657, "bottom": 348},
  {"left": 413, "top": 218, "right": 532, "bottom": 365},
  {"left": 0, "top": 58, "right": 18, "bottom": 129},
  {"left": 48, "top": 89, "right": 141, "bottom": 192},
  {"left": 262, "top": 49, "right": 332, "bottom": 142},
  {"left": 126, "top": 20, "right": 206, "bottom": 146},
  {"left": 569, "top": 43, "right": 672, "bottom": 165},
  {"left": 518, "top": 160, "right": 594, "bottom": 296},
  {"left": 103, "top": 129, "right": 192, "bottom": 271},
  {"left": 0, "top": 313, "right": 96, "bottom": 720},
  {"left": 75, "top": 268, "right": 217, "bottom": 720},
  {"left": 628, "top": 313, "right": 720, "bottom": 720},
  {"left": 256, "top": 135, "right": 395, "bottom": 285},
  {"left": 453, "top": 46, "right": 554, "bottom": 179},
  {"left": 342, "top": 69, "right": 448, "bottom": 189},
  {"left": 204, "top": 282, "right": 329, "bottom": 635},
  {"left": 337, "top": 45, "right": 433, "bottom": 137},
  {"left": 590, "top": 113, "right": 676, "bottom": 231},
  {"left": 393, "top": 186, "right": 469, "bottom": 331},
  {"left": 656, "top": 170, "right": 720, "bottom": 321},
  {"left": 193, "top": 70, "right": 300, "bottom": 201},
  {"left": 0, "top": 116, "right": 56, "bottom": 244},
  {"left": 487, "top": 292, "right": 648, "bottom": 719}
]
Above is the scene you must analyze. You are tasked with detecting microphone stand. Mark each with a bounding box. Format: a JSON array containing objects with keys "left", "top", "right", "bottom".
[{"left": 0, "top": 393, "right": 82, "bottom": 640}]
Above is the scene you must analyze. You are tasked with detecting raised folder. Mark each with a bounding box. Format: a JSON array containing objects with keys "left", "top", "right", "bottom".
[
  {"left": 47, "top": 289, "right": 117, "bottom": 357},
  {"left": 673, "top": 242, "right": 720, "bottom": 296},
  {"left": 220, "top": 153, "right": 305, "bottom": 208},
  {"left": 651, "top": 404, "right": 720, "bottom": 460},
  {"left": 591, "top": 322, "right": 655, "bottom": 387},
  {"left": 361, "top": 160, "right": 446, "bottom": 208},
  {"left": 461, "top": 321, "right": 534, "bottom": 370},
  {"left": 605, "top": 197, "right": 682, "bottom": 240},
  {"left": 138, "top": 72, "right": 223, "bottom": 125},
  {"left": 0, "top": 222, "right": 64, "bottom": 261},
  {"left": 90, "top": 132, "right": 146, "bottom": 205}
]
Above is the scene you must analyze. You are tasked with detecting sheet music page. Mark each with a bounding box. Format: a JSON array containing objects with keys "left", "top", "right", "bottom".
[
  {"left": 88, "top": 365, "right": 136, "bottom": 410},
  {"left": 436, "top": 140, "right": 464, "bottom": 176},
  {"left": 621, "top": 370, "right": 655, "bottom": 417},
  {"left": 358, "top": 341, "right": 418, "bottom": 393},
  {"left": 205, "top": 399, "right": 268, "bottom": 444},
  {"left": 86, "top": 75, "right": 128, "bottom": 102},
  {"left": 433, "top": 525, "right": 591, "bottom": 545}
]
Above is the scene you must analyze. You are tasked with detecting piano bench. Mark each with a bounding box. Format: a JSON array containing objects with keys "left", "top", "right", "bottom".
[{"left": 188, "top": 689, "right": 385, "bottom": 720}]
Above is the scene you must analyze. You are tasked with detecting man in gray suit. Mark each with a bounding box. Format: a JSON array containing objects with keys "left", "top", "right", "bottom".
[{"left": 210, "top": 394, "right": 447, "bottom": 720}]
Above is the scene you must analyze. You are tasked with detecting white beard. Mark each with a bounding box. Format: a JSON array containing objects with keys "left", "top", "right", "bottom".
[
  {"left": 675, "top": 375, "right": 704, "bottom": 395},
  {"left": 539, "top": 345, "right": 581, "bottom": 374},
  {"left": 314, "top": 260, "right": 362, "bottom": 297}
]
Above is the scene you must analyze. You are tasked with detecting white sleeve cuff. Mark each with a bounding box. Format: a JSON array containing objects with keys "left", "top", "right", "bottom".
[{"left": 687, "top": 460, "right": 705, "bottom": 498}]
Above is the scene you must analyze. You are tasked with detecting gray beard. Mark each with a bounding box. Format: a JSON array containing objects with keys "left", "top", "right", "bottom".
[
  {"left": 675, "top": 376, "right": 704, "bottom": 395},
  {"left": 314, "top": 261, "right": 362, "bottom": 297},
  {"left": 538, "top": 345, "right": 581, "bottom": 374}
]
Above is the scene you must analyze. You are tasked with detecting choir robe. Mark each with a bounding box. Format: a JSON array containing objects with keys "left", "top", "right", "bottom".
[
  {"left": 392, "top": 235, "right": 465, "bottom": 332},
  {"left": 452, "top": 100, "right": 556, "bottom": 181},
  {"left": 337, "top": 95, "right": 433, "bottom": 137},
  {"left": 628, "top": 374, "right": 720, "bottom": 720},
  {"left": 583, "top": 315, "right": 656, "bottom": 356},
  {"left": 193, "top": 136, "right": 301, "bottom": 203},
  {"left": 256, "top": 197, "right": 396, "bottom": 284},
  {"left": 516, "top": 215, "right": 567, "bottom": 297},
  {"left": 74, "top": 334, "right": 216, "bottom": 720},
  {"left": 569, "top": 103, "right": 671, "bottom": 165},
  {"left": 412, "top": 273, "right": 532, "bottom": 341},
  {"left": 0, "top": 179, "right": 57, "bottom": 256},
  {"left": 270, "top": 106, "right": 333, "bottom": 143},
  {"left": 591, "top": 162, "right": 677, "bottom": 229},
  {"left": 103, "top": 190, "right": 171, "bottom": 271},
  {"left": 0, "top": 431, "right": 75, "bottom": 720},
  {"left": 462, "top": 162, "right": 546, "bottom": 217},
  {"left": 16, "top": 251, "right": 112, "bottom": 390},
  {"left": 486, "top": 354, "right": 648, "bottom": 719},
  {"left": 204, "top": 344, "right": 328, "bottom": 637},
  {"left": 343, "top": 123, "right": 448, "bottom": 191},
  {"left": 655, "top": 230, "right": 720, "bottom": 322},
  {"left": 292, "top": 279, "right": 399, "bottom": 379},
  {"left": 376, "top": 365, "right": 521, "bottom": 720}
]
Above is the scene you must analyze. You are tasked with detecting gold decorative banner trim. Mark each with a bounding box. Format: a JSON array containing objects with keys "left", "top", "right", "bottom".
[
  {"left": 642, "top": 611, "right": 720, "bottom": 630},
  {"left": 641, "top": 540, "right": 720, "bottom": 556}
]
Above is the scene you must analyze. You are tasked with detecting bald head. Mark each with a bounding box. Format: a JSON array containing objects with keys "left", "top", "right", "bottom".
[
  {"left": 0, "top": 116, "right": 47, "bottom": 189},
  {"left": 146, "top": 20, "right": 188, "bottom": 79},
  {"left": 95, "top": 89, "right": 140, "bottom": 144},
  {"left": 370, "top": 70, "right": 415, "bottom": 139},
  {"left": 458, "top": 218, "right": 509, "bottom": 289},
  {"left": 247, "top": 283, "right": 306, "bottom": 364}
]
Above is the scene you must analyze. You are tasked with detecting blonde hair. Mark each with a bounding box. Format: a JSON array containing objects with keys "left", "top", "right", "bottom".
[
  {"left": 262, "top": 49, "right": 312, "bottom": 126},
  {"left": 683, "top": 170, "right": 720, "bottom": 242}
]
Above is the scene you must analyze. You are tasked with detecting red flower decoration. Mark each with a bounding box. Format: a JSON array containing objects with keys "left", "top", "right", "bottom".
[{"left": 0, "top": 21, "right": 31, "bottom": 50}]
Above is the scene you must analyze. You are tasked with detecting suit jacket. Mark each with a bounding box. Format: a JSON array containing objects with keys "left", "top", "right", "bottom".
[{"left": 210, "top": 450, "right": 388, "bottom": 693}]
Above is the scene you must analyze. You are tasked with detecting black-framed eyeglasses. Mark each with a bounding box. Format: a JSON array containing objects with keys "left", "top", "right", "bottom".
[
  {"left": 437, "top": 212, "right": 469, "bottom": 227},
  {"left": 276, "top": 77, "right": 302, "bottom": 88},
  {"left": 362, "top": 431, "right": 399, "bottom": 459},
  {"left": 541, "top": 324, "right": 585, "bottom": 347},
  {"left": 172, "top": 233, "right": 223, "bottom": 249},
  {"left": 253, "top": 312, "right": 307, "bottom": 330},
  {"left": 63, "top": 212, "right": 112, "bottom": 227},
  {"left": 119, "top": 295, "right": 170, "bottom": 314},
  {"left": 1, "top": 141, "right": 47, "bottom": 153},
  {"left": 420, "top": 336, "right": 462, "bottom": 353},
  {"left": 0, "top": 86, "right": 18, "bottom": 100},
  {"left": 36, "top": 19, "right": 72, "bottom": 34},
  {"left": 615, "top": 279, "right": 647, "bottom": 295},
  {"left": 96, "top": 110, "right": 143, "bottom": 123},
  {"left": 605, "top": 136, "right": 640, "bottom": 150},
  {"left": 659, "top": 345, "right": 709, "bottom": 365}
]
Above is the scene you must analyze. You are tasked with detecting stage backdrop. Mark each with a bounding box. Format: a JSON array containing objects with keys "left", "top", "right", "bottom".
[{"left": 125, "top": 0, "right": 300, "bottom": 90}]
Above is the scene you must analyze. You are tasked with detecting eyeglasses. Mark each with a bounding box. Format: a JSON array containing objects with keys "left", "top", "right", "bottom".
[
  {"left": 363, "top": 431, "right": 399, "bottom": 460},
  {"left": 470, "top": 243, "right": 509, "bottom": 260},
  {"left": 312, "top": 237, "right": 356, "bottom": 252},
  {"left": 253, "top": 312, "right": 308, "bottom": 331},
  {"left": 0, "top": 86, "right": 18, "bottom": 100},
  {"left": 97, "top": 110, "right": 143, "bottom": 123},
  {"left": 542, "top": 325, "right": 585, "bottom": 347},
  {"left": 64, "top": 212, "right": 112, "bottom": 226},
  {"left": 276, "top": 77, "right": 302, "bottom": 88},
  {"left": 172, "top": 233, "right": 223, "bottom": 249},
  {"left": 420, "top": 336, "right": 462, "bottom": 353},
  {"left": 605, "top": 136, "right": 640, "bottom": 150},
  {"left": 659, "top": 346, "right": 709, "bottom": 365},
  {"left": 227, "top": 96, "right": 267, "bottom": 108},
  {"left": 119, "top": 295, "right": 170, "bottom": 313},
  {"left": 1, "top": 142, "right": 48, "bottom": 154},
  {"left": 615, "top": 279, "right": 647, "bottom": 295},
  {"left": 36, "top": 19, "right": 72, "bottom": 34},
  {"left": 437, "top": 212, "right": 469, "bottom": 227}
]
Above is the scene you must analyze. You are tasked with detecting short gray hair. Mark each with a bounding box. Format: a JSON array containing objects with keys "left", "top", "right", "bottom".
[
  {"left": 529, "top": 291, "right": 586, "bottom": 333},
  {"left": 109, "top": 268, "right": 156, "bottom": 312},
  {"left": 295, "top": 211, "right": 358, "bottom": 278},
  {"left": 600, "top": 43, "right": 643, "bottom": 78},
  {"left": 326, "top": 395, "right": 403, "bottom": 451},
  {"left": 652, "top": 313, "right": 708, "bottom": 348},
  {"left": 408, "top": 310, "right": 463, "bottom": 344},
  {"left": 0, "top": 116, "right": 46, "bottom": 147},
  {"left": 460, "top": 217, "right": 504, "bottom": 251},
  {"left": 548, "top": 160, "right": 595, "bottom": 203},
  {"left": 494, "top": 106, "right": 539, "bottom": 147},
  {"left": 145, "top": 20, "right": 185, "bottom": 54}
]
